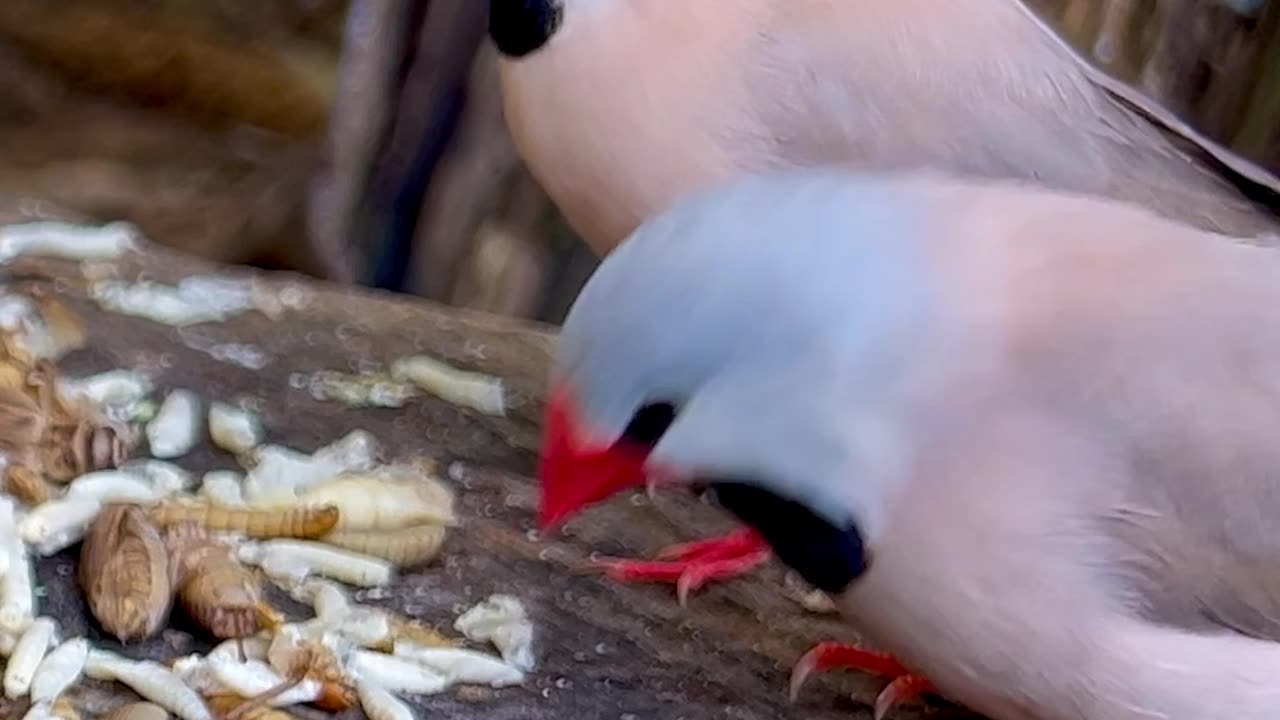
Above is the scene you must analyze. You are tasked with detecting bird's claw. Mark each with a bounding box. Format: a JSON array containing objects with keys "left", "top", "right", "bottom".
[
  {"left": 589, "top": 528, "right": 770, "bottom": 605},
  {"left": 789, "top": 641, "right": 933, "bottom": 719}
]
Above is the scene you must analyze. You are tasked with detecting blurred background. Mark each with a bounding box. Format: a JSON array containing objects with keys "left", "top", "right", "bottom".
[{"left": 0, "top": 0, "right": 1276, "bottom": 325}]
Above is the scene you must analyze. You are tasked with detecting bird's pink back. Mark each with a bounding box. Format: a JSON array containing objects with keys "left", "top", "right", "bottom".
[{"left": 498, "top": 0, "right": 1280, "bottom": 255}]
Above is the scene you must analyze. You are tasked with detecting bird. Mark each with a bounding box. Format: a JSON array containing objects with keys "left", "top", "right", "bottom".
[
  {"left": 488, "top": 0, "right": 1280, "bottom": 605},
  {"left": 536, "top": 167, "right": 1280, "bottom": 719}
]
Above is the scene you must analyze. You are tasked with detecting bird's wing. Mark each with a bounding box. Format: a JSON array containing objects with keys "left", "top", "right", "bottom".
[{"left": 1012, "top": 0, "right": 1280, "bottom": 234}]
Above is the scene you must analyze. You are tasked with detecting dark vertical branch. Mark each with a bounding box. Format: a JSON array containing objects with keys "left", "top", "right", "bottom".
[
  {"left": 361, "top": 0, "right": 489, "bottom": 291},
  {"left": 308, "top": 0, "right": 419, "bottom": 284},
  {"left": 405, "top": 44, "right": 523, "bottom": 303}
]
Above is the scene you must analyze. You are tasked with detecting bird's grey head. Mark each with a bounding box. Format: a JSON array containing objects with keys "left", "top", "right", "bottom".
[
  {"left": 540, "top": 169, "right": 935, "bottom": 594},
  {"left": 489, "top": 0, "right": 610, "bottom": 58}
]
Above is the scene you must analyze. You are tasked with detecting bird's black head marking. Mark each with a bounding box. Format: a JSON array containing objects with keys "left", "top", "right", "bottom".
[
  {"left": 711, "top": 481, "right": 869, "bottom": 594},
  {"left": 489, "top": 0, "right": 564, "bottom": 58},
  {"left": 618, "top": 401, "right": 677, "bottom": 447}
]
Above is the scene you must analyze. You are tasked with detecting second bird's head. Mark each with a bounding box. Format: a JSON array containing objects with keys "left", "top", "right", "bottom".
[
  {"left": 489, "top": 0, "right": 567, "bottom": 58},
  {"left": 536, "top": 170, "right": 932, "bottom": 596}
]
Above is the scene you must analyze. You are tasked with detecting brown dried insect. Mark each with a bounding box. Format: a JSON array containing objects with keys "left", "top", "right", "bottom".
[
  {"left": 80, "top": 504, "right": 174, "bottom": 642},
  {"left": 147, "top": 500, "right": 339, "bottom": 540},
  {"left": 0, "top": 288, "right": 87, "bottom": 366},
  {"left": 165, "top": 522, "right": 272, "bottom": 639},
  {"left": 103, "top": 701, "right": 170, "bottom": 720},
  {"left": 0, "top": 357, "right": 135, "bottom": 486},
  {"left": 3, "top": 462, "right": 49, "bottom": 505}
]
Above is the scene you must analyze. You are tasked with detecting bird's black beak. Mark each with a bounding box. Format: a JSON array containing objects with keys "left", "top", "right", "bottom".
[{"left": 489, "top": 0, "right": 564, "bottom": 58}]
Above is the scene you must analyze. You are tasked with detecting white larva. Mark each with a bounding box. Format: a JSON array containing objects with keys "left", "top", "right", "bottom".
[
  {"left": 146, "top": 389, "right": 202, "bottom": 459},
  {"left": 357, "top": 680, "right": 417, "bottom": 720},
  {"left": 453, "top": 594, "right": 536, "bottom": 672},
  {"left": 30, "top": 636, "right": 89, "bottom": 703},
  {"left": 119, "top": 460, "right": 195, "bottom": 496},
  {"left": 205, "top": 655, "right": 321, "bottom": 706},
  {"left": 169, "top": 655, "right": 227, "bottom": 696},
  {"left": 0, "top": 496, "right": 16, "bottom": 577},
  {"left": 0, "top": 540, "right": 36, "bottom": 633},
  {"left": 57, "top": 370, "right": 152, "bottom": 424},
  {"left": 348, "top": 650, "right": 447, "bottom": 695},
  {"left": 5, "top": 617, "right": 56, "bottom": 699},
  {"left": 293, "top": 578, "right": 351, "bottom": 623},
  {"left": 241, "top": 429, "right": 379, "bottom": 505},
  {"left": 239, "top": 540, "right": 393, "bottom": 587},
  {"left": 197, "top": 471, "right": 245, "bottom": 507},
  {"left": 390, "top": 355, "right": 505, "bottom": 416},
  {"left": 392, "top": 642, "right": 524, "bottom": 688},
  {"left": 85, "top": 651, "right": 212, "bottom": 720},
  {"left": 0, "top": 221, "right": 136, "bottom": 262},
  {"left": 64, "top": 470, "right": 156, "bottom": 504},
  {"left": 207, "top": 402, "right": 264, "bottom": 456},
  {"left": 20, "top": 496, "right": 103, "bottom": 556},
  {"left": 207, "top": 635, "right": 269, "bottom": 663}
]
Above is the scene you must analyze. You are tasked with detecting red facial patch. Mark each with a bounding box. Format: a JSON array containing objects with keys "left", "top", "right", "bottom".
[{"left": 538, "top": 386, "right": 651, "bottom": 529}]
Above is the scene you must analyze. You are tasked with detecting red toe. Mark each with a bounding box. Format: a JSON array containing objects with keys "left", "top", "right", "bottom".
[
  {"left": 790, "top": 641, "right": 933, "bottom": 718},
  {"left": 589, "top": 527, "right": 771, "bottom": 602},
  {"left": 655, "top": 527, "right": 767, "bottom": 561}
]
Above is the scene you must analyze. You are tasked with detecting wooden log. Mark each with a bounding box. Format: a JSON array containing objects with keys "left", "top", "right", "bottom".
[
  {"left": 0, "top": 0, "right": 335, "bottom": 137},
  {"left": 0, "top": 201, "right": 942, "bottom": 718}
]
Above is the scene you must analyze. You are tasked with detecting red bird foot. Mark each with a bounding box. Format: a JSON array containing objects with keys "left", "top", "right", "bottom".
[
  {"left": 790, "top": 641, "right": 935, "bottom": 720},
  {"left": 589, "top": 527, "right": 771, "bottom": 605}
]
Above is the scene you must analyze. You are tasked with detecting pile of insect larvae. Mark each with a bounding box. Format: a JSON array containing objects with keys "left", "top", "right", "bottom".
[{"left": 0, "top": 287, "right": 536, "bottom": 720}]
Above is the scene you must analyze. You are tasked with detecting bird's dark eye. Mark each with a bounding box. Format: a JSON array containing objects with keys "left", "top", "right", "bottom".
[
  {"left": 489, "top": 0, "right": 564, "bottom": 58},
  {"left": 618, "top": 402, "right": 677, "bottom": 448},
  {"left": 711, "top": 481, "right": 869, "bottom": 594}
]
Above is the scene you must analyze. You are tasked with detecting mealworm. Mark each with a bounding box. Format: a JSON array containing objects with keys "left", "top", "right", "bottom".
[
  {"left": 208, "top": 402, "right": 264, "bottom": 456},
  {"left": 293, "top": 467, "right": 455, "bottom": 531},
  {"left": 20, "top": 496, "right": 103, "bottom": 556},
  {"left": 392, "top": 641, "right": 524, "bottom": 688},
  {"left": 198, "top": 470, "right": 245, "bottom": 506},
  {"left": 319, "top": 524, "right": 447, "bottom": 568},
  {"left": 120, "top": 460, "right": 194, "bottom": 496},
  {"left": 64, "top": 470, "right": 156, "bottom": 504},
  {"left": 454, "top": 595, "right": 535, "bottom": 672},
  {"left": 0, "top": 539, "right": 36, "bottom": 633},
  {"left": 389, "top": 354, "right": 505, "bottom": 416},
  {"left": 205, "top": 655, "right": 322, "bottom": 706},
  {"left": 4, "top": 617, "right": 56, "bottom": 698},
  {"left": 356, "top": 680, "right": 416, "bottom": 720},
  {"left": 239, "top": 540, "right": 394, "bottom": 587},
  {"left": 292, "top": 578, "right": 350, "bottom": 623},
  {"left": 348, "top": 651, "right": 447, "bottom": 695},
  {"left": 103, "top": 702, "right": 169, "bottom": 720},
  {"left": 148, "top": 500, "right": 339, "bottom": 539},
  {"left": 146, "top": 389, "right": 201, "bottom": 459},
  {"left": 30, "top": 636, "right": 89, "bottom": 703},
  {"left": 85, "top": 652, "right": 211, "bottom": 720},
  {"left": 394, "top": 640, "right": 524, "bottom": 686}
]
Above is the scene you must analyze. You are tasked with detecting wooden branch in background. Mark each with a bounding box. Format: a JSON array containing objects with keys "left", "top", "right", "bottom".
[
  {"left": 359, "top": 0, "right": 489, "bottom": 290},
  {"left": 0, "top": 0, "right": 336, "bottom": 137},
  {"left": 308, "top": 0, "right": 419, "bottom": 284},
  {"left": 406, "top": 44, "right": 525, "bottom": 304}
]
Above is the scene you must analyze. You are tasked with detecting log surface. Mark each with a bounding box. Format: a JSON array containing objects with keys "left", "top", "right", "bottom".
[{"left": 0, "top": 201, "right": 967, "bottom": 719}]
